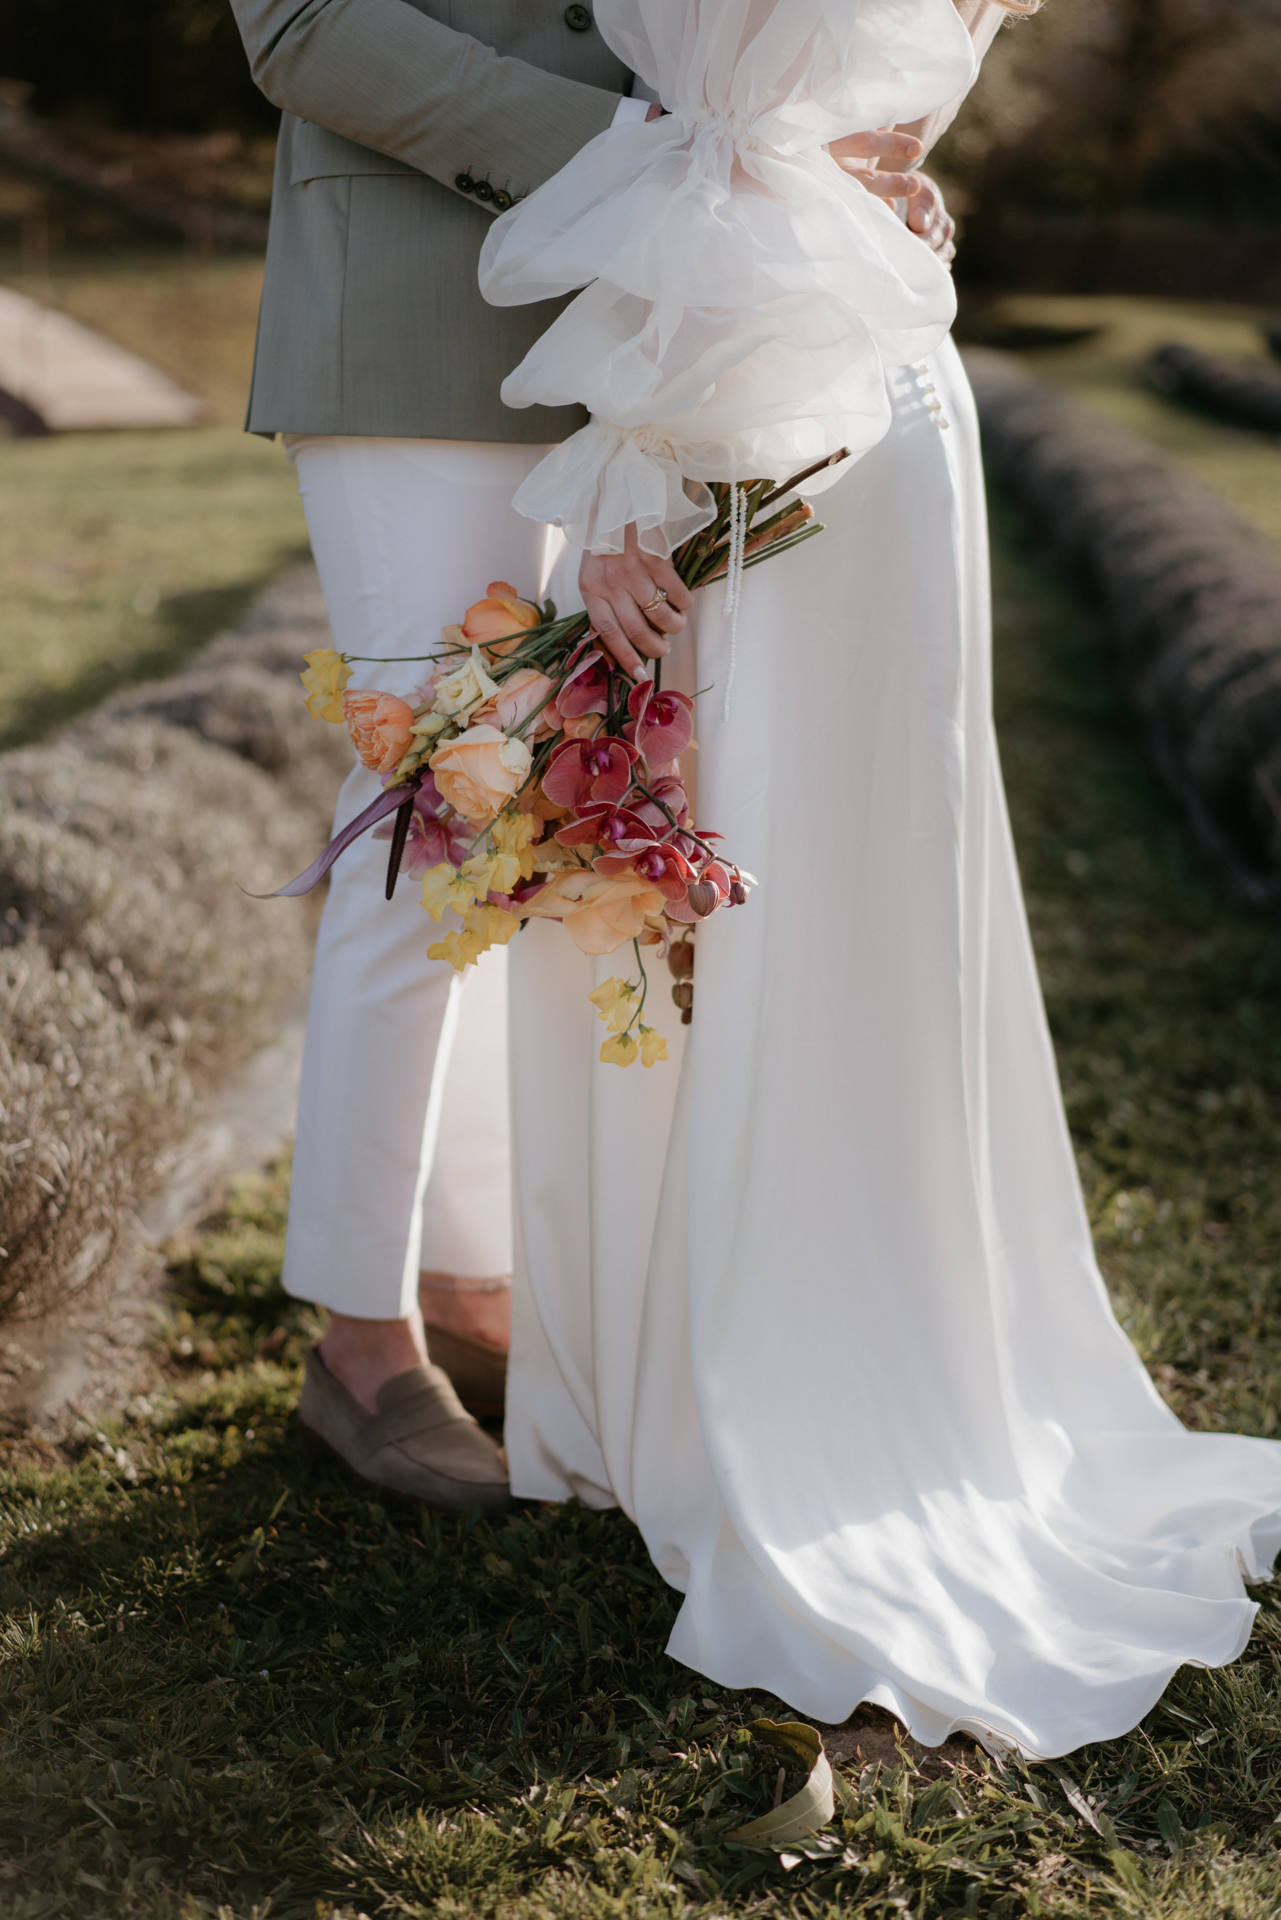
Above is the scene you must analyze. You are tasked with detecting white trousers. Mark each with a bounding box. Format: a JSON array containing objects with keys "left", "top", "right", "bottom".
[{"left": 280, "top": 435, "right": 563, "bottom": 1319}]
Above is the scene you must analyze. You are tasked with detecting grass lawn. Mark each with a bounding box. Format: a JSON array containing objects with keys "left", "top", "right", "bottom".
[
  {"left": 0, "top": 251, "right": 308, "bottom": 749},
  {"left": 4, "top": 486, "right": 1281, "bottom": 1916},
  {"left": 968, "top": 293, "right": 1281, "bottom": 552}
]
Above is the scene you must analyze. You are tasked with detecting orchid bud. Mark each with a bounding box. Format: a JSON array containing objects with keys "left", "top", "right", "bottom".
[
  {"left": 686, "top": 880, "right": 719, "bottom": 918},
  {"left": 730, "top": 879, "right": 748, "bottom": 906},
  {"left": 672, "top": 981, "right": 693, "bottom": 1012},
  {"left": 667, "top": 941, "right": 695, "bottom": 979}
]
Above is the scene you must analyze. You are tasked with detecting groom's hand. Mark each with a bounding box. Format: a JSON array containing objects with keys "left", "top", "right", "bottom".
[{"left": 580, "top": 524, "right": 692, "bottom": 679}]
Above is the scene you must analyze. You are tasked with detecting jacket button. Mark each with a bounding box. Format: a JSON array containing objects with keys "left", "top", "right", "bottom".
[
  {"left": 492, "top": 189, "right": 513, "bottom": 212},
  {"left": 455, "top": 173, "right": 475, "bottom": 193},
  {"left": 564, "top": 4, "right": 592, "bottom": 27},
  {"left": 473, "top": 179, "right": 494, "bottom": 202}
]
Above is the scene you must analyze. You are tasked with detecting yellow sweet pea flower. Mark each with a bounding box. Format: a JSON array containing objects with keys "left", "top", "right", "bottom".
[
  {"left": 588, "top": 976, "right": 642, "bottom": 1035},
  {"left": 492, "top": 808, "right": 542, "bottom": 882},
  {"left": 461, "top": 846, "right": 523, "bottom": 897},
  {"left": 639, "top": 1025, "right": 668, "bottom": 1068},
  {"left": 463, "top": 902, "right": 520, "bottom": 949},
  {"left": 300, "top": 648, "right": 352, "bottom": 722},
  {"left": 427, "top": 926, "right": 485, "bottom": 971},
  {"left": 420, "top": 863, "right": 477, "bottom": 924},
  {"left": 600, "top": 1030, "right": 639, "bottom": 1067}
]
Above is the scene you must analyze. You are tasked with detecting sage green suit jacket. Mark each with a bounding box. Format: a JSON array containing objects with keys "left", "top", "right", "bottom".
[{"left": 231, "top": 0, "right": 633, "bottom": 440}]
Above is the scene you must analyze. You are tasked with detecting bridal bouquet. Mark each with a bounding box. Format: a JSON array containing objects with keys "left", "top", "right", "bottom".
[{"left": 287, "top": 458, "right": 842, "bottom": 1065}]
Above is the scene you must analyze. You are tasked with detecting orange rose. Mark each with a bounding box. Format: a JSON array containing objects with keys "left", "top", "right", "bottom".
[
  {"left": 471, "top": 666, "right": 557, "bottom": 736},
  {"left": 520, "top": 868, "right": 665, "bottom": 956},
  {"left": 442, "top": 581, "right": 541, "bottom": 660},
  {"left": 429, "top": 724, "right": 533, "bottom": 825},
  {"left": 343, "top": 689, "right": 415, "bottom": 773}
]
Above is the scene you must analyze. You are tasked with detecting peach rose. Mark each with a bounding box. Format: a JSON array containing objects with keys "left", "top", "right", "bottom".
[
  {"left": 520, "top": 868, "right": 665, "bottom": 956},
  {"left": 562, "top": 712, "right": 605, "bottom": 741},
  {"left": 343, "top": 689, "right": 415, "bottom": 773},
  {"left": 442, "top": 581, "right": 541, "bottom": 660},
  {"left": 472, "top": 667, "right": 557, "bottom": 736},
  {"left": 429, "top": 724, "right": 533, "bottom": 825}
]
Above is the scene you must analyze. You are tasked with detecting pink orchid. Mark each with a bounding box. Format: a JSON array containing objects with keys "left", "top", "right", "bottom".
[
  {"left": 542, "top": 736, "right": 640, "bottom": 810},
  {"left": 555, "top": 804, "right": 653, "bottom": 851},
  {"left": 373, "top": 782, "right": 471, "bottom": 877},
  {"left": 634, "top": 772, "right": 689, "bottom": 832},
  {"left": 593, "top": 841, "right": 695, "bottom": 903},
  {"left": 626, "top": 681, "right": 694, "bottom": 762},
  {"left": 557, "top": 650, "right": 611, "bottom": 720}
]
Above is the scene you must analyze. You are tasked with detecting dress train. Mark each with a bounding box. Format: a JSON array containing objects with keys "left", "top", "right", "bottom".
[{"left": 504, "top": 340, "right": 1281, "bottom": 1759}]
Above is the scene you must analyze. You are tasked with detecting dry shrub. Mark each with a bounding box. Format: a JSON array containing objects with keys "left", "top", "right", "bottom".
[
  {"left": 965, "top": 346, "right": 1281, "bottom": 898},
  {"left": 101, "top": 661, "right": 352, "bottom": 825},
  {"left": 0, "top": 720, "right": 318, "bottom": 1062},
  {"left": 0, "top": 943, "right": 189, "bottom": 1323},
  {"left": 0, "top": 562, "right": 347, "bottom": 1337}
]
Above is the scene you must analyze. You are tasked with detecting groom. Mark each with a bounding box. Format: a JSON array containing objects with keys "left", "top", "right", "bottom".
[{"left": 231, "top": 0, "right": 953, "bottom": 1511}]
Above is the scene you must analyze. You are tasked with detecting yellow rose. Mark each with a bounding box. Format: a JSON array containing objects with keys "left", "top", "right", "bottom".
[
  {"left": 432, "top": 646, "right": 500, "bottom": 721},
  {"left": 429, "top": 725, "right": 533, "bottom": 826},
  {"left": 520, "top": 869, "right": 665, "bottom": 956},
  {"left": 300, "top": 648, "right": 352, "bottom": 722},
  {"left": 600, "top": 1030, "right": 639, "bottom": 1067}
]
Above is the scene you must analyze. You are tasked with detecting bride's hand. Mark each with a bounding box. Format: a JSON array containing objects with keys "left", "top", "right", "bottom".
[
  {"left": 828, "top": 127, "right": 925, "bottom": 199},
  {"left": 829, "top": 131, "right": 955, "bottom": 261},
  {"left": 579, "top": 524, "right": 693, "bottom": 678}
]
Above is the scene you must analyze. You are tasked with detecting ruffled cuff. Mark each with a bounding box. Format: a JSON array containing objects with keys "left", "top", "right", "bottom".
[{"left": 510, "top": 418, "right": 716, "bottom": 557}]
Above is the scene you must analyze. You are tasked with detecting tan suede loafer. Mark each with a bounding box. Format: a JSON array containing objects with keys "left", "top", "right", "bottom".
[
  {"left": 424, "top": 1325, "right": 507, "bottom": 1419},
  {"left": 296, "top": 1345, "right": 510, "bottom": 1513}
]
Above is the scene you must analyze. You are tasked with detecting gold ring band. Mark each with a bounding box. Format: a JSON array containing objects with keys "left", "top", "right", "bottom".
[{"left": 640, "top": 589, "right": 668, "bottom": 614}]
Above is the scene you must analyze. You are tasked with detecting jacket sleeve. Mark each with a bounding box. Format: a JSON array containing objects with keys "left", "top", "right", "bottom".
[{"left": 229, "top": 0, "right": 623, "bottom": 204}]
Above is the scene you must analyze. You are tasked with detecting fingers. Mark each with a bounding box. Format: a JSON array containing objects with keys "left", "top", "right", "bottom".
[
  {"left": 828, "top": 128, "right": 924, "bottom": 169},
  {"left": 846, "top": 167, "right": 928, "bottom": 200},
  {"left": 580, "top": 588, "right": 648, "bottom": 678},
  {"left": 578, "top": 527, "right": 698, "bottom": 673},
  {"left": 903, "top": 176, "right": 956, "bottom": 259}
]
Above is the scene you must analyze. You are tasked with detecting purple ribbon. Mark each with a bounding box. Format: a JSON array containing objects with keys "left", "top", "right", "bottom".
[{"left": 261, "top": 773, "right": 423, "bottom": 898}]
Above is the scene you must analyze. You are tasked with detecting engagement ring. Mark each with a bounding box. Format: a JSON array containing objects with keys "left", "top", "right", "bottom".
[{"left": 640, "top": 588, "right": 669, "bottom": 614}]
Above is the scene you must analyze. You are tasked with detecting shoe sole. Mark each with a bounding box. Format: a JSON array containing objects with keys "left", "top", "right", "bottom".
[{"left": 294, "top": 1412, "right": 511, "bottom": 1515}]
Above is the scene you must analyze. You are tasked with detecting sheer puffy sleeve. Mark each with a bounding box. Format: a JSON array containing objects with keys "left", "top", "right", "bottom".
[{"left": 477, "top": 0, "right": 977, "bottom": 556}]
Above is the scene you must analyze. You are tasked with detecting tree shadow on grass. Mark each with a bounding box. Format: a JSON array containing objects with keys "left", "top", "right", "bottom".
[{"left": 0, "top": 544, "right": 311, "bottom": 753}]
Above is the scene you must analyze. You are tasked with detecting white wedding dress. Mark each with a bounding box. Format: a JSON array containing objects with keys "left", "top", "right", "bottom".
[{"left": 478, "top": 0, "right": 1281, "bottom": 1759}]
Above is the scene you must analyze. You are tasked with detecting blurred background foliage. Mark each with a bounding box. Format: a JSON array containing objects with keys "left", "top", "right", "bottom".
[
  {"left": 0, "top": 0, "right": 1276, "bottom": 282},
  {"left": 0, "top": 0, "right": 278, "bottom": 135},
  {"left": 943, "top": 0, "right": 1281, "bottom": 224}
]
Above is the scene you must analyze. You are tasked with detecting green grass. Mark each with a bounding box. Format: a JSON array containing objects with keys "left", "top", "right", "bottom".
[
  {"left": 5, "top": 496, "right": 1281, "bottom": 1915},
  {"left": 969, "top": 293, "right": 1281, "bottom": 551},
  {"left": 0, "top": 252, "right": 308, "bottom": 748}
]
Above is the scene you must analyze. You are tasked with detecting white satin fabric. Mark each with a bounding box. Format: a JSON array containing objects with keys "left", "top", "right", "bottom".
[
  {"left": 505, "top": 343, "right": 1281, "bottom": 1759},
  {"left": 478, "top": 0, "right": 978, "bottom": 554},
  {"left": 280, "top": 436, "right": 559, "bottom": 1316}
]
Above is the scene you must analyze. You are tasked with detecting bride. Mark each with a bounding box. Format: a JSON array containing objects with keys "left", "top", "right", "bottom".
[{"left": 470, "top": 0, "right": 1281, "bottom": 1761}]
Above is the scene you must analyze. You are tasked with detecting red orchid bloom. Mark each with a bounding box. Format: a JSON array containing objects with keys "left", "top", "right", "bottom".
[
  {"left": 633, "top": 772, "right": 689, "bottom": 831},
  {"left": 555, "top": 803, "right": 653, "bottom": 850},
  {"left": 556, "top": 650, "right": 612, "bottom": 720},
  {"left": 542, "top": 736, "right": 640, "bottom": 809},
  {"left": 593, "top": 840, "right": 695, "bottom": 902},
  {"left": 626, "top": 680, "right": 695, "bottom": 761}
]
